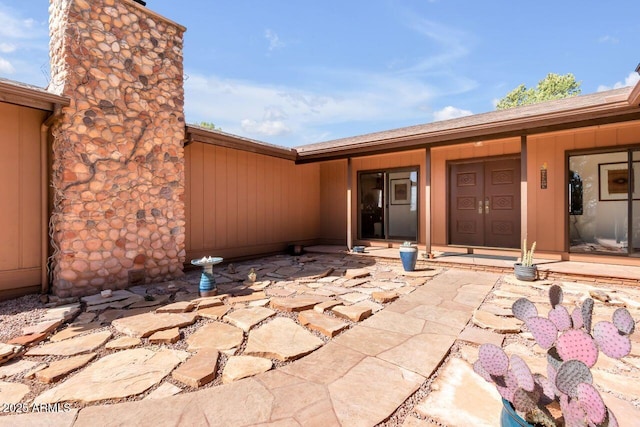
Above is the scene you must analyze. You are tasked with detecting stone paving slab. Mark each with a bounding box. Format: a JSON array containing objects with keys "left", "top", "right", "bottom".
[
  {"left": 223, "top": 307, "right": 276, "bottom": 332},
  {"left": 414, "top": 357, "right": 502, "bottom": 427},
  {"left": 222, "top": 355, "right": 272, "bottom": 384},
  {"left": 26, "top": 331, "right": 112, "bottom": 356},
  {"left": 331, "top": 304, "right": 372, "bottom": 322},
  {"left": 244, "top": 318, "right": 323, "bottom": 361},
  {"left": 298, "top": 310, "right": 348, "bottom": 337},
  {"left": 0, "top": 380, "right": 30, "bottom": 403},
  {"left": 111, "top": 312, "right": 198, "bottom": 338},
  {"left": 22, "top": 319, "right": 64, "bottom": 336},
  {"left": 329, "top": 356, "right": 425, "bottom": 427},
  {"left": 34, "top": 348, "right": 189, "bottom": 404},
  {"left": 73, "top": 378, "right": 274, "bottom": 427},
  {"left": 172, "top": 349, "right": 219, "bottom": 387},
  {"left": 186, "top": 322, "right": 243, "bottom": 351},
  {"left": 0, "top": 359, "right": 39, "bottom": 378},
  {"left": 49, "top": 322, "right": 102, "bottom": 342},
  {"left": 144, "top": 382, "right": 182, "bottom": 400},
  {"left": 35, "top": 353, "right": 97, "bottom": 384}
]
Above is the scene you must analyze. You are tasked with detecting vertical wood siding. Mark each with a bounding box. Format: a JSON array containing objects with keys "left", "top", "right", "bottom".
[
  {"left": 0, "top": 103, "right": 47, "bottom": 297},
  {"left": 527, "top": 121, "right": 640, "bottom": 253},
  {"left": 184, "top": 142, "right": 321, "bottom": 260},
  {"left": 319, "top": 160, "right": 348, "bottom": 244}
]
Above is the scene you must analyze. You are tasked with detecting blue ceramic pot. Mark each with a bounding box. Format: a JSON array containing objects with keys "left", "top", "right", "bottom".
[
  {"left": 500, "top": 399, "right": 533, "bottom": 427},
  {"left": 399, "top": 246, "right": 418, "bottom": 271}
]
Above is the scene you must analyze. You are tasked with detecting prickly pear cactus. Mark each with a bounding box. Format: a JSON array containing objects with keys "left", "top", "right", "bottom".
[{"left": 474, "top": 284, "right": 637, "bottom": 427}]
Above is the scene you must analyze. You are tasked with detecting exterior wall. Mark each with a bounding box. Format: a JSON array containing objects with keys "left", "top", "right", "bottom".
[
  {"left": 319, "top": 160, "right": 348, "bottom": 244},
  {"left": 431, "top": 138, "right": 522, "bottom": 246},
  {"left": 48, "top": 0, "right": 187, "bottom": 297},
  {"left": 351, "top": 150, "right": 427, "bottom": 246},
  {"left": 0, "top": 103, "right": 48, "bottom": 299},
  {"left": 527, "top": 120, "right": 640, "bottom": 254},
  {"left": 184, "top": 142, "right": 321, "bottom": 260}
]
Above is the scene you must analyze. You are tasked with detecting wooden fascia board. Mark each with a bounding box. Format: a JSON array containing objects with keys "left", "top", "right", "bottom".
[
  {"left": 0, "top": 83, "right": 69, "bottom": 111},
  {"left": 628, "top": 82, "right": 640, "bottom": 107},
  {"left": 186, "top": 127, "right": 297, "bottom": 161},
  {"left": 295, "top": 103, "right": 640, "bottom": 163}
]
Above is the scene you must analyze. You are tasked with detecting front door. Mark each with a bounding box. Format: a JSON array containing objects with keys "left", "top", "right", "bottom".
[{"left": 449, "top": 158, "right": 521, "bottom": 248}]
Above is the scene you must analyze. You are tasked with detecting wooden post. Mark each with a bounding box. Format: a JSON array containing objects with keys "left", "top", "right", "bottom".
[
  {"left": 346, "top": 158, "right": 353, "bottom": 250},
  {"left": 424, "top": 147, "right": 432, "bottom": 255},
  {"left": 521, "top": 135, "right": 528, "bottom": 247}
]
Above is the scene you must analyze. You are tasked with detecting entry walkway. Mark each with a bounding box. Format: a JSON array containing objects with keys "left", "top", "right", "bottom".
[
  {"left": 0, "top": 269, "right": 500, "bottom": 426},
  {"left": 309, "top": 245, "right": 640, "bottom": 285}
]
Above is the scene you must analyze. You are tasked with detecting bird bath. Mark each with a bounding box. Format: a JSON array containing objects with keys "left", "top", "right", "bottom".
[{"left": 190, "top": 256, "right": 223, "bottom": 297}]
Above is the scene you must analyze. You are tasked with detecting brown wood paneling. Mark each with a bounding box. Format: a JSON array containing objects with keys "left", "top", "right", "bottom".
[
  {"left": 184, "top": 142, "right": 321, "bottom": 261},
  {"left": 0, "top": 103, "right": 47, "bottom": 296},
  {"left": 319, "top": 160, "right": 348, "bottom": 243},
  {"left": 528, "top": 121, "right": 640, "bottom": 253}
]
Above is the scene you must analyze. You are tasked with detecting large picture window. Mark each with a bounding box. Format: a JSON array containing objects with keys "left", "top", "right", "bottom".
[{"left": 568, "top": 149, "right": 640, "bottom": 255}]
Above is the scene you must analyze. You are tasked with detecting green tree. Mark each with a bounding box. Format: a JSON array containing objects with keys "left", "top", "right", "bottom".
[
  {"left": 496, "top": 73, "right": 581, "bottom": 110},
  {"left": 197, "top": 121, "right": 220, "bottom": 130}
]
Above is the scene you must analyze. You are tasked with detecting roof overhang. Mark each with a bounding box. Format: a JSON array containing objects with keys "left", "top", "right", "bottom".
[
  {"left": 295, "top": 84, "right": 640, "bottom": 164},
  {"left": 186, "top": 125, "right": 297, "bottom": 161},
  {"left": 0, "top": 79, "right": 69, "bottom": 111}
]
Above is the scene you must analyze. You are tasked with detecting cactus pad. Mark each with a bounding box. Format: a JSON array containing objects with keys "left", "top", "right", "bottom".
[
  {"left": 548, "top": 305, "right": 572, "bottom": 331},
  {"left": 576, "top": 382, "right": 606, "bottom": 424},
  {"left": 549, "top": 284, "right": 563, "bottom": 308},
  {"left": 525, "top": 316, "right": 558, "bottom": 349},
  {"left": 495, "top": 370, "right": 518, "bottom": 402},
  {"left": 593, "top": 321, "right": 632, "bottom": 359},
  {"left": 478, "top": 343, "right": 509, "bottom": 376},
  {"left": 571, "top": 307, "right": 584, "bottom": 330},
  {"left": 605, "top": 408, "right": 619, "bottom": 427},
  {"left": 546, "top": 347, "right": 562, "bottom": 370},
  {"left": 612, "top": 307, "right": 635, "bottom": 335},
  {"left": 561, "top": 397, "right": 587, "bottom": 426},
  {"left": 581, "top": 298, "right": 594, "bottom": 333},
  {"left": 534, "top": 374, "right": 555, "bottom": 405},
  {"left": 512, "top": 298, "right": 538, "bottom": 321},
  {"left": 556, "top": 329, "right": 598, "bottom": 367},
  {"left": 510, "top": 354, "right": 535, "bottom": 392},
  {"left": 473, "top": 359, "right": 493, "bottom": 383},
  {"left": 556, "top": 360, "right": 592, "bottom": 397},
  {"left": 512, "top": 387, "right": 538, "bottom": 413}
]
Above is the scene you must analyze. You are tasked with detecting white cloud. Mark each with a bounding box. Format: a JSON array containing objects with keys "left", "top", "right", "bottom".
[
  {"left": 0, "top": 8, "right": 40, "bottom": 39},
  {"left": 597, "top": 72, "right": 640, "bottom": 92},
  {"left": 598, "top": 35, "right": 619, "bottom": 44},
  {"left": 265, "top": 29, "right": 284, "bottom": 51},
  {"left": 0, "top": 57, "right": 14, "bottom": 73},
  {"left": 433, "top": 106, "right": 473, "bottom": 121},
  {"left": 183, "top": 69, "right": 440, "bottom": 145},
  {"left": 0, "top": 42, "right": 15, "bottom": 53}
]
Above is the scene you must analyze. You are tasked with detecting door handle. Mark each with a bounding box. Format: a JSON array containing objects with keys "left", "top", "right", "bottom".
[
  {"left": 485, "top": 198, "right": 490, "bottom": 214},
  {"left": 478, "top": 200, "right": 483, "bottom": 214}
]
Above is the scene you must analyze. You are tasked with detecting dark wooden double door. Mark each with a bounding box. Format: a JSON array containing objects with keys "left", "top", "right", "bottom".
[{"left": 449, "top": 158, "right": 521, "bottom": 249}]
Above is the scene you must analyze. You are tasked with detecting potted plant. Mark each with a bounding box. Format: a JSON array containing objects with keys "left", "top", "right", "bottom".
[
  {"left": 515, "top": 238, "right": 537, "bottom": 281},
  {"left": 399, "top": 241, "right": 418, "bottom": 271},
  {"left": 474, "top": 284, "right": 635, "bottom": 426}
]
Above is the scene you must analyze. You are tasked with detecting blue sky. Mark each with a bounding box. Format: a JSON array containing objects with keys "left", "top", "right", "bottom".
[{"left": 1, "top": 1, "right": 639, "bottom": 147}]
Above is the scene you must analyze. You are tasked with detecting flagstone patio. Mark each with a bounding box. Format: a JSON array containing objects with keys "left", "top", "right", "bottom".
[{"left": 0, "top": 250, "right": 638, "bottom": 426}]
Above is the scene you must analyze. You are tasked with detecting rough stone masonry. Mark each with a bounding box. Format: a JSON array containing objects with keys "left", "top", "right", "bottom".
[{"left": 48, "top": 0, "right": 187, "bottom": 297}]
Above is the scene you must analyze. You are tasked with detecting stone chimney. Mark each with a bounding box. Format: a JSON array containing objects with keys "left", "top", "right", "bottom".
[{"left": 48, "top": 0, "right": 187, "bottom": 297}]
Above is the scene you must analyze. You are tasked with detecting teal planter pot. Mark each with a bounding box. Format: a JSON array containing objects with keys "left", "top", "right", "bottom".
[
  {"left": 399, "top": 246, "right": 418, "bottom": 271},
  {"left": 500, "top": 399, "right": 533, "bottom": 427}
]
